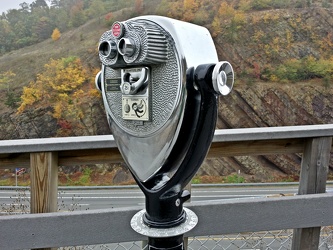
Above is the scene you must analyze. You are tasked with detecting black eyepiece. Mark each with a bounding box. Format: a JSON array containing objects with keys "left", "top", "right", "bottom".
[{"left": 99, "top": 41, "right": 117, "bottom": 59}]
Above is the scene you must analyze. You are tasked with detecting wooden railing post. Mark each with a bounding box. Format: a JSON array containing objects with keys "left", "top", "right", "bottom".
[
  {"left": 291, "top": 137, "right": 332, "bottom": 250},
  {"left": 30, "top": 152, "right": 58, "bottom": 250},
  {"left": 30, "top": 152, "right": 58, "bottom": 213}
]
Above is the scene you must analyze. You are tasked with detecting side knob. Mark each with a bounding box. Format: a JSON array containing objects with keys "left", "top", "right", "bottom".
[
  {"left": 95, "top": 71, "right": 102, "bottom": 92},
  {"left": 212, "top": 61, "right": 234, "bottom": 96}
]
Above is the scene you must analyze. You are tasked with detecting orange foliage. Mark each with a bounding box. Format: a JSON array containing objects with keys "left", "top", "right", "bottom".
[
  {"left": 51, "top": 28, "right": 61, "bottom": 41},
  {"left": 105, "top": 12, "right": 113, "bottom": 21},
  {"left": 183, "top": 0, "right": 198, "bottom": 22},
  {"left": 218, "top": 2, "right": 236, "bottom": 19},
  {"left": 18, "top": 56, "right": 101, "bottom": 136}
]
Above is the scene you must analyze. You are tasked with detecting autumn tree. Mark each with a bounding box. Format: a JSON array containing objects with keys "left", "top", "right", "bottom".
[
  {"left": 51, "top": 27, "right": 61, "bottom": 40},
  {"left": 211, "top": 2, "right": 236, "bottom": 37},
  {"left": 183, "top": 0, "right": 198, "bottom": 22},
  {"left": 104, "top": 12, "right": 114, "bottom": 25},
  {"left": 18, "top": 56, "right": 101, "bottom": 136},
  {"left": 157, "top": 0, "right": 183, "bottom": 20},
  {"left": 211, "top": 2, "right": 246, "bottom": 41},
  {"left": 157, "top": 0, "right": 204, "bottom": 22}
]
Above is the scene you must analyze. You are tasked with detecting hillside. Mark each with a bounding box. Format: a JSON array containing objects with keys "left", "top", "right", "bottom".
[
  {"left": 0, "top": 16, "right": 111, "bottom": 138},
  {"left": 0, "top": 2, "right": 332, "bottom": 183}
]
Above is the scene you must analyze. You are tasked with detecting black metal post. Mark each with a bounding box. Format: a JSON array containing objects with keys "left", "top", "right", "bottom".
[
  {"left": 148, "top": 236, "right": 184, "bottom": 250},
  {"left": 130, "top": 64, "right": 219, "bottom": 249}
]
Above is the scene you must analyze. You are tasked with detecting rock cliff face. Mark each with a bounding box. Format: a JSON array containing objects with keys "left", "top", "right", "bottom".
[
  {"left": 198, "top": 81, "right": 333, "bottom": 182},
  {"left": 0, "top": 104, "right": 111, "bottom": 139},
  {"left": 0, "top": 107, "right": 58, "bottom": 139},
  {"left": 195, "top": 7, "right": 333, "bottom": 182},
  {"left": 218, "top": 82, "right": 332, "bottom": 129}
]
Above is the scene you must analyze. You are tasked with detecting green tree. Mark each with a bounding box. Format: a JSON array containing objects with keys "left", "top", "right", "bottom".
[
  {"left": 0, "top": 71, "right": 15, "bottom": 93},
  {"left": 50, "top": 0, "right": 61, "bottom": 8},
  {"left": 34, "top": 16, "right": 54, "bottom": 41},
  {"left": 0, "top": 0, "right": 96, "bottom": 53},
  {"left": 49, "top": 6, "right": 70, "bottom": 31},
  {"left": 0, "top": 20, "right": 14, "bottom": 53},
  {"left": 30, "top": 0, "right": 49, "bottom": 10},
  {"left": 87, "top": 0, "right": 104, "bottom": 18},
  {"left": 251, "top": 0, "right": 273, "bottom": 10},
  {"left": 270, "top": 56, "right": 333, "bottom": 82},
  {"left": 19, "top": 2, "right": 30, "bottom": 12},
  {"left": 0, "top": 71, "right": 19, "bottom": 108},
  {"left": 69, "top": 0, "right": 86, "bottom": 27}
]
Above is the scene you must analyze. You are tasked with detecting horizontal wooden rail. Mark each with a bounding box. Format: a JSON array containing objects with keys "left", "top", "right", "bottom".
[
  {"left": 1, "top": 125, "right": 333, "bottom": 169},
  {"left": 1, "top": 193, "right": 333, "bottom": 249}
]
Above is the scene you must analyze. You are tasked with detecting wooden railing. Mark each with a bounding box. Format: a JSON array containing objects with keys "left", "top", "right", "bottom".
[{"left": 1, "top": 125, "right": 333, "bottom": 249}]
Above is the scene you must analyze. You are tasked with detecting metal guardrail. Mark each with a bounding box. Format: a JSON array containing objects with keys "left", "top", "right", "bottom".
[{"left": 0, "top": 125, "right": 333, "bottom": 249}]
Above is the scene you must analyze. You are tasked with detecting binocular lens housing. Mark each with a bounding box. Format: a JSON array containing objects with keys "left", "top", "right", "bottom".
[
  {"left": 118, "top": 38, "right": 136, "bottom": 57},
  {"left": 97, "top": 16, "right": 230, "bottom": 183},
  {"left": 99, "top": 40, "right": 117, "bottom": 59}
]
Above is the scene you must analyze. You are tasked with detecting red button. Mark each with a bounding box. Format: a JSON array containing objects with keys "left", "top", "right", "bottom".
[{"left": 112, "top": 22, "right": 123, "bottom": 38}]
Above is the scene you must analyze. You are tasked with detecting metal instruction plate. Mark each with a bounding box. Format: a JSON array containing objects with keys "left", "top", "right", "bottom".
[{"left": 122, "top": 96, "right": 149, "bottom": 121}]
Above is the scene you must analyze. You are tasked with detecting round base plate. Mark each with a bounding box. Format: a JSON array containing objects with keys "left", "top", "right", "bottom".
[{"left": 131, "top": 207, "right": 198, "bottom": 238}]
